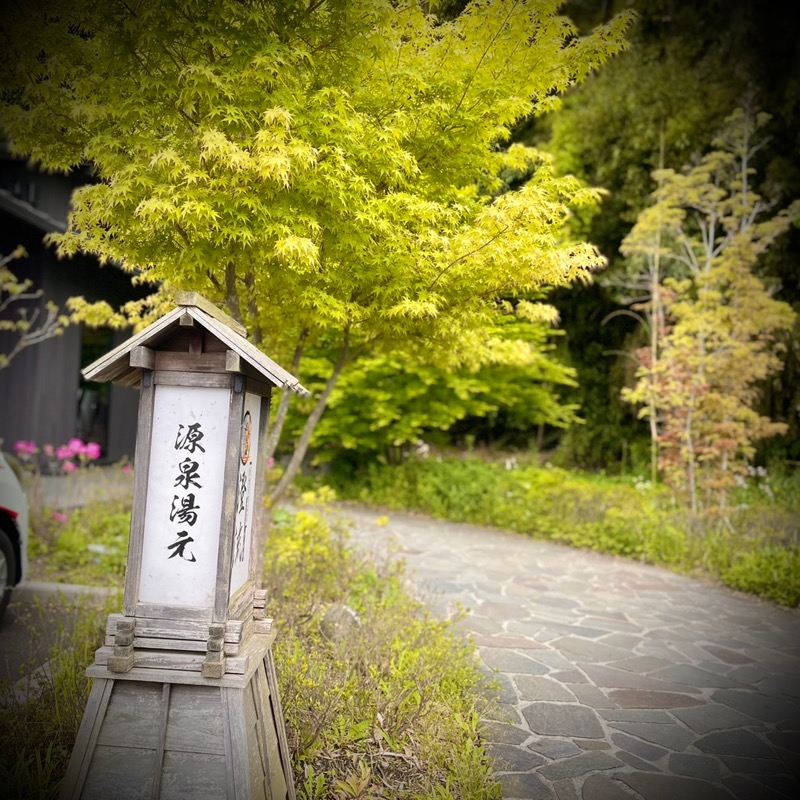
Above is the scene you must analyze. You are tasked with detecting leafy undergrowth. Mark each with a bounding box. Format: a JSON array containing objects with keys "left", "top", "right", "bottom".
[
  {"left": 28, "top": 503, "right": 130, "bottom": 588},
  {"left": 18, "top": 493, "right": 500, "bottom": 799},
  {"left": 330, "top": 457, "right": 800, "bottom": 607},
  {"left": 265, "top": 491, "right": 501, "bottom": 800},
  {"left": 0, "top": 596, "right": 116, "bottom": 800}
]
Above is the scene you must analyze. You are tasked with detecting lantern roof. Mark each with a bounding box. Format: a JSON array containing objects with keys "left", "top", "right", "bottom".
[{"left": 82, "top": 292, "right": 309, "bottom": 395}]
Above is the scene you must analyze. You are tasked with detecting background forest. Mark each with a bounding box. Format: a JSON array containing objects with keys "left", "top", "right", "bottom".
[
  {"left": 538, "top": 0, "right": 800, "bottom": 475},
  {"left": 3, "top": 0, "right": 799, "bottom": 534},
  {"left": 276, "top": 0, "right": 800, "bottom": 527}
]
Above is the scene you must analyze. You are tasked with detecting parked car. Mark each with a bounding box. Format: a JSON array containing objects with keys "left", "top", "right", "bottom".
[{"left": 0, "top": 447, "right": 28, "bottom": 622}]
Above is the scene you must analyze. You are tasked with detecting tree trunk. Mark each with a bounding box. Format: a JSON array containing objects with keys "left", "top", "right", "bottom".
[
  {"left": 264, "top": 328, "right": 308, "bottom": 464},
  {"left": 649, "top": 123, "right": 666, "bottom": 485},
  {"left": 270, "top": 330, "right": 350, "bottom": 505},
  {"left": 225, "top": 262, "right": 243, "bottom": 324},
  {"left": 685, "top": 386, "right": 699, "bottom": 517}
]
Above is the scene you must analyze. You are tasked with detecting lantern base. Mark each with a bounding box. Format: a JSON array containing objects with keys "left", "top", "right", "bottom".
[{"left": 59, "top": 633, "right": 294, "bottom": 800}]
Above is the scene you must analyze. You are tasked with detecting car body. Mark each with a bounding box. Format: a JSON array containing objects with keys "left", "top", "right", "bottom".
[{"left": 0, "top": 448, "right": 28, "bottom": 621}]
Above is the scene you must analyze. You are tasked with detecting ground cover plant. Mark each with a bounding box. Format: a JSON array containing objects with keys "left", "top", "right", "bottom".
[
  {"left": 265, "top": 491, "right": 500, "bottom": 799},
  {"left": 0, "top": 596, "right": 115, "bottom": 800},
  {"left": 8, "top": 493, "right": 500, "bottom": 799},
  {"left": 27, "top": 503, "right": 130, "bottom": 588},
  {"left": 331, "top": 456, "right": 800, "bottom": 608}
]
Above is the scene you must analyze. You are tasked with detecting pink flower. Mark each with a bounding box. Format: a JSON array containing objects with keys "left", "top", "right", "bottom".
[
  {"left": 43, "top": 444, "right": 54, "bottom": 457},
  {"left": 122, "top": 464, "right": 132, "bottom": 474},
  {"left": 267, "top": 457, "right": 275, "bottom": 469},
  {"left": 67, "top": 438, "right": 84, "bottom": 456},
  {"left": 62, "top": 460, "right": 77, "bottom": 473},
  {"left": 84, "top": 442, "right": 101, "bottom": 460},
  {"left": 14, "top": 440, "right": 37, "bottom": 456},
  {"left": 56, "top": 445, "right": 72, "bottom": 460},
  {"left": 51, "top": 511, "right": 68, "bottom": 523}
]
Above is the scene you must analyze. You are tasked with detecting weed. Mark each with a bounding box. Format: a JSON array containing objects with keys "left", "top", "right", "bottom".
[
  {"left": 0, "top": 594, "right": 117, "bottom": 800},
  {"left": 265, "top": 500, "right": 501, "bottom": 799}
]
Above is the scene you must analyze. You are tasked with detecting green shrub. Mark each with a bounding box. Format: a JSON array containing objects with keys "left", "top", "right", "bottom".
[
  {"left": 721, "top": 547, "right": 800, "bottom": 607},
  {"left": 29, "top": 503, "right": 129, "bottom": 588},
  {"left": 265, "top": 494, "right": 501, "bottom": 799},
  {"left": 334, "top": 457, "right": 799, "bottom": 608}
]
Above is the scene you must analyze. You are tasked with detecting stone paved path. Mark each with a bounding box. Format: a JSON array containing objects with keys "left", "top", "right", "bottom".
[{"left": 339, "top": 504, "right": 800, "bottom": 800}]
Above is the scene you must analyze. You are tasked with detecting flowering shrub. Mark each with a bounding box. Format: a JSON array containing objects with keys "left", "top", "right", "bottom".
[
  {"left": 13, "top": 437, "right": 102, "bottom": 475},
  {"left": 12, "top": 440, "right": 37, "bottom": 458}
]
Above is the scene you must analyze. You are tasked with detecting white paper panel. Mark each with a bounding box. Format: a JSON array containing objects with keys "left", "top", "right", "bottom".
[
  {"left": 229, "top": 393, "right": 261, "bottom": 596},
  {"left": 138, "top": 385, "right": 230, "bottom": 607}
]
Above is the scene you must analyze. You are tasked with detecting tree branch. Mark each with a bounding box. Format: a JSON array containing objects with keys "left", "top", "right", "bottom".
[
  {"left": 454, "top": 1, "right": 520, "bottom": 115},
  {"left": 270, "top": 328, "right": 350, "bottom": 505},
  {"left": 427, "top": 223, "right": 512, "bottom": 291},
  {"left": 206, "top": 269, "right": 222, "bottom": 293},
  {"left": 264, "top": 327, "right": 308, "bottom": 464}
]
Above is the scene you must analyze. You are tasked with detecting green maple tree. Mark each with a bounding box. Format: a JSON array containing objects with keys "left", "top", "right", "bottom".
[
  {"left": 289, "top": 314, "right": 580, "bottom": 462},
  {"left": 1, "top": 0, "right": 633, "bottom": 497},
  {"left": 622, "top": 105, "right": 798, "bottom": 518}
]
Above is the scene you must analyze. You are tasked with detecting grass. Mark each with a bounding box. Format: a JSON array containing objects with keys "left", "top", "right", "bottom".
[
  {"left": 328, "top": 455, "right": 800, "bottom": 607},
  {"left": 1, "top": 595, "right": 116, "bottom": 800},
  {"left": 27, "top": 503, "right": 130, "bottom": 588},
  {"left": 8, "top": 490, "right": 501, "bottom": 800}
]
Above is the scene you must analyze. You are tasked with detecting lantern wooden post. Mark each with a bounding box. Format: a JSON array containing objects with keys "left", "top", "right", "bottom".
[{"left": 59, "top": 294, "right": 305, "bottom": 800}]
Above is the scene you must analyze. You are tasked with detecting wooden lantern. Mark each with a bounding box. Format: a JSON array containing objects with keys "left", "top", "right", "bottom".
[{"left": 60, "top": 293, "right": 304, "bottom": 800}]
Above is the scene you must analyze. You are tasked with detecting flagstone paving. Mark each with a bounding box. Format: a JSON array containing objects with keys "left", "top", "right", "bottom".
[{"left": 340, "top": 504, "right": 800, "bottom": 800}]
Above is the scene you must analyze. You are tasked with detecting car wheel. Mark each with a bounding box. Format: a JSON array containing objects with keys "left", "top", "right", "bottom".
[{"left": 0, "top": 526, "right": 16, "bottom": 623}]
